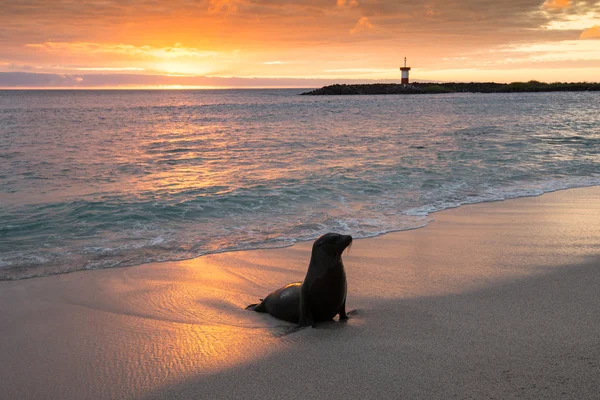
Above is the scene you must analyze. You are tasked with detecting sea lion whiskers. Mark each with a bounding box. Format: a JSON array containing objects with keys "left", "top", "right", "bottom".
[{"left": 344, "top": 240, "right": 352, "bottom": 256}]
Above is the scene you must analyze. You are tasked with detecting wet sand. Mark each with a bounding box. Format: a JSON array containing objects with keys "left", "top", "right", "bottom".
[{"left": 1, "top": 186, "right": 599, "bottom": 399}]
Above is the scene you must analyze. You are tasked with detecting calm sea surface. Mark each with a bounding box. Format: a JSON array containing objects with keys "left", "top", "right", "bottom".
[{"left": 1, "top": 89, "right": 599, "bottom": 279}]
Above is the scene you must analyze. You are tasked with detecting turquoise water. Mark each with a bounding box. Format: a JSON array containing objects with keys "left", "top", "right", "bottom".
[{"left": 1, "top": 89, "right": 599, "bottom": 279}]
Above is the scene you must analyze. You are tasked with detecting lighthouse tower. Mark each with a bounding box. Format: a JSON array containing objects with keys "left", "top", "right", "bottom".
[{"left": 400, "top": 57, "right": 411, "bottom": 84}]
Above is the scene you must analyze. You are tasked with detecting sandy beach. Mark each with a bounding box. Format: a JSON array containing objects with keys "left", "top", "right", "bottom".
[{"left": 1, "top": 186, "right": 599, "bottom": 400}]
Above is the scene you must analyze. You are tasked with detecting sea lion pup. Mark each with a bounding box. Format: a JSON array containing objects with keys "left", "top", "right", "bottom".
[{"left": 246, "top": 232, "right": 352, "bottom": 327}]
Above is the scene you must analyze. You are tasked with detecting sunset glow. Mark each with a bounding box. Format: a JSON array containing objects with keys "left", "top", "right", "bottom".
[{"left": 1, "top": 0, "right": 599, "bottom": 88}]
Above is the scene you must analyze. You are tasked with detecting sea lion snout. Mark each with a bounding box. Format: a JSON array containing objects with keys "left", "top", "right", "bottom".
[
  {"left": 312, "top": 233, "right": 353, "bottom": 258},
  {"left": 340, "top": 234, "right": 353, "bottom": 249},
  {"left": 331, "top": 233, "right": 352, "bottom": 251}
]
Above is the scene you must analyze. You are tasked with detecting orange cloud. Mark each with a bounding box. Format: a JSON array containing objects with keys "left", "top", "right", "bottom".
[
  {"left": 22, "top": 42, "right": 228, "bottom": 76},
  {"left": 580, "top": 25, "right": 600, "bottom": 39},
  {"left": 350, "top": 17, "right": 373, "bottom": 34},
  {"left": 543, "top": 0, "right": 571, "bottom": 9},
  {"left": 25, "top": 42, "right": 219, "bottom": 59},
  {"left": 3, "top": 0, "right": 600, "bottom": 85},
  {"left": 209, "top": 0, "right": 243, "bottom": 13},
  {"left": 425, "top": 4, "right": 441, "bottom": 17}
]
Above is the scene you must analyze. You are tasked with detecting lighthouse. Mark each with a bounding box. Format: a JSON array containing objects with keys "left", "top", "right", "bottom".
[{"left": 400, "top": 57, "right": 411, "bottom": 84}]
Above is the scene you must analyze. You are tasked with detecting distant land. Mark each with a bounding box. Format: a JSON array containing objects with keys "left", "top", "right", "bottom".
[
  {"left": 301, "top": 81, "right": 600, "bottom": 95},
  {"left": 0, "top": 71, "right": 433, "bottom": 89}
]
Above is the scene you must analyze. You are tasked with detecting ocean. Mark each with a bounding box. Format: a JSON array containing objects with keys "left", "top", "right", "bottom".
[{"left": 1, "top": 89, "right": 599, "bottom": 280}]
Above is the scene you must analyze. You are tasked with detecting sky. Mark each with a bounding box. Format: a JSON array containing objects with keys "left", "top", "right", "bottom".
[{"left": 0, "top": 0, "right": 599, "bottom": 88}]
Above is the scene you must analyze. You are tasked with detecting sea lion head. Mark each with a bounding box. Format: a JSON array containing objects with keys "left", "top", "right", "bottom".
[{"left": 312, "top": 232, "right": 353, "bottom": 261}]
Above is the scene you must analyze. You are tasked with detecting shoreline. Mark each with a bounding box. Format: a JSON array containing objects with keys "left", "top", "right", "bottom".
[
  {"left": 4, "top": 181, "right": 599, "bottom": 282},
  {"left": 1, "top": 186, "right": 599, "bottom": 399}
]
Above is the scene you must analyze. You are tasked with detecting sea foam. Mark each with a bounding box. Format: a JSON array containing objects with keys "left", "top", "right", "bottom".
[{"left": 1, "top": 89, "right": 599, "bottom": 279}]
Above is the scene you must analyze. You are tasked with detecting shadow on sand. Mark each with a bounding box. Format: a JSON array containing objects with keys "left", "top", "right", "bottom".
[{"left": 145, "top": 257, "right": 600, "bottom": 400}]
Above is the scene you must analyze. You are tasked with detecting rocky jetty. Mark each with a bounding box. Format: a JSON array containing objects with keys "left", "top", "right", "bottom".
[{"left": 301, "top": 81, "right": 600, "bottom": 95}]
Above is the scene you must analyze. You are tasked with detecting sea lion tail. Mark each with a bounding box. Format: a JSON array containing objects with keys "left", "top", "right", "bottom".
[{"left": 245, "top": 300, "right": 267, "bottom": 312}]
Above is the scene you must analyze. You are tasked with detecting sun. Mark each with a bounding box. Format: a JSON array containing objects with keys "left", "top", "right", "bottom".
[{"left": 153, "top": 61, "right": 213, "bottom": 76}]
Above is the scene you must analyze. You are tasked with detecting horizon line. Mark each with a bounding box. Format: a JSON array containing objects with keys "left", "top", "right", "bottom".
[{"left": 3, "top": 80, "right": 600, "bottom": 91}]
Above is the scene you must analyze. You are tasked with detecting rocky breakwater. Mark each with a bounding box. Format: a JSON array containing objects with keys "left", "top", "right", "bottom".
[{"left": 301, "top": 81, "right": 600, "bottom": 95}]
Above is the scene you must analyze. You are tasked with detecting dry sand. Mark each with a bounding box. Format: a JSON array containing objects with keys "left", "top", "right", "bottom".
[{"left": 1, "top": 186, "right": 599, "bottom": 400}]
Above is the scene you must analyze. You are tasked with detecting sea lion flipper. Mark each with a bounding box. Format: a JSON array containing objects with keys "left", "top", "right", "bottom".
[
  {"left": 298, "top": 285, "right": 314, "bottom": 327},
  {"left": 298, "top": 311, "right": 314, "bottom": 327},
  {"left": 339, "top": 299, "right": 348, "bottom": 320}
]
